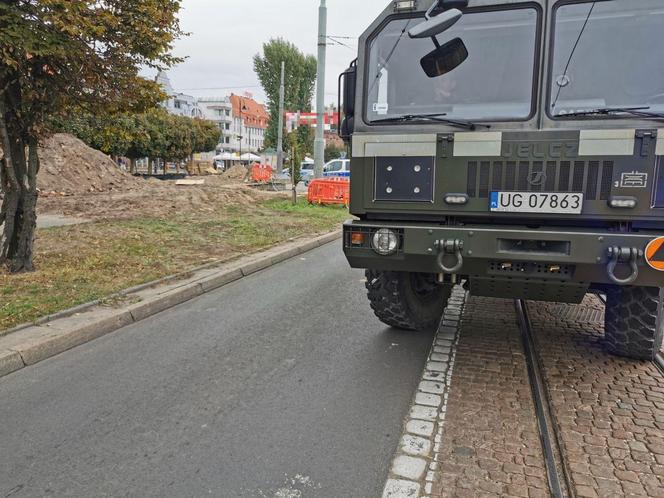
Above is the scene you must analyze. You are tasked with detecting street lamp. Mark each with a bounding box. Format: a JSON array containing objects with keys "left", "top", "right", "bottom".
[{"left": 239, "top": 99, "right": 248, "bottom": 164}]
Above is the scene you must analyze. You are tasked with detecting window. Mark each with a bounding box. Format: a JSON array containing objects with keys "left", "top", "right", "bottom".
[
  {"left": 326, "top": 160, "right": 343, "bottom": 172},
  {"left": 549, "top": 0, "right": 664, "bottom": 117},
  {"left": 365, "top": 7, "right": 540, "bottom": 122}
]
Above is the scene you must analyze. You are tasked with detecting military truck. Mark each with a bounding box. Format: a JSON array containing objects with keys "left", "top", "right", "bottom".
[{"left": 338, "top": 0, "right": 664, "bottom": 360}]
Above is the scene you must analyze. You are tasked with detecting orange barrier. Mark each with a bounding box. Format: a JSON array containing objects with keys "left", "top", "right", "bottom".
[
  {"left": 307, "top": 177, "right": 350, "bottom": 207},
  {"left": 250, "top": 163, "right": 273, "bottom": 183}
]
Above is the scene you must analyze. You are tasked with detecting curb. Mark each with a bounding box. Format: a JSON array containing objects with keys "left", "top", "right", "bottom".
[
  {"left": 0, "top": 230, "right": 342, "bottom": 379},
  {"left": 382, "top": 286, "right": 467, "bottom": 498}
]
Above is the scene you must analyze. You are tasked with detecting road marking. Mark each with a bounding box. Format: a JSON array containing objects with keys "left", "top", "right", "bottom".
[{"left": 382, "top": 286, "right": 466, "bottom": 498}]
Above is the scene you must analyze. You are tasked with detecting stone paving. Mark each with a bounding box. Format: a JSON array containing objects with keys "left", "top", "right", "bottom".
[
  {"left": 383, "top": 287, "right": 467, "bottom": 498},
  {"left": 530, "top": 296, "right": 664, "bottom": 498},
  {"left": 430, "top": 297, "right": 548, "bottom": 498}
]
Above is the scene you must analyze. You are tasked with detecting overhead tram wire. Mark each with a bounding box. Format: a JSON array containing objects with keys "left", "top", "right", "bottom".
[
  {"left": 326, "top": 36, "right": 356, "bottom": 50},
  {"left": 178, "top": 85, "right": 263, "bottom": 92}
]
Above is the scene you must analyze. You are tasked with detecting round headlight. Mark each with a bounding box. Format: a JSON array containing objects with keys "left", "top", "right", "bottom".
[{"left": 372, "top": 228, "right": 399, "bottom": 256}]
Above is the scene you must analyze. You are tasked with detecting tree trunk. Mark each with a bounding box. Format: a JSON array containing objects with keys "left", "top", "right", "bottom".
[
  {"left": 0, "top": 97, "right": 39, "bottom": 273},
  {"left": 129, "top": 157, "right": 136, "bottom": 175}
]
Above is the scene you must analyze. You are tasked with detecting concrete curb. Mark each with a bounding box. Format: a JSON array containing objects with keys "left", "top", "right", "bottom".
[{"left": 0, "top": 230, "right": 342, "bottom": 379}]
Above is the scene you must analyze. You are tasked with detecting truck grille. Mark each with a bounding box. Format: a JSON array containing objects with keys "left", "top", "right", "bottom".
[{"left": 466, "top": 160, "right": 614, "bottom": 201}]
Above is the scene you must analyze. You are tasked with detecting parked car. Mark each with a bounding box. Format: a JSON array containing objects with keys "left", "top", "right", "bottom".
[
  {"left": 301, "top": 161, "right": 315, "bottom": 185},
  {"left": 323, "top": 158, "right": 350, "bottom": 178}
]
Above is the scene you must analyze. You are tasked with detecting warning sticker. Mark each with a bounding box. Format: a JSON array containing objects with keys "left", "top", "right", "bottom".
[{"left": 645, "top": 237, "right": 664, "bottom": 271}]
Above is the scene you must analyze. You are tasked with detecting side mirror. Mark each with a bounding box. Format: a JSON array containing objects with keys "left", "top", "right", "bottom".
[
  {"left": 420, "top": 37, "right": 468, "bottom": 78},
  {"left": 338, "top": 61, "right": 357, "bottom": 142},
  {"left": 408, "top": 8, "right": 462, "bottom": 39}
]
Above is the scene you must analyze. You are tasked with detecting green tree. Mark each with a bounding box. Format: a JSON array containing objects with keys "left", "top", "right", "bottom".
[
  {"left": 0, "top": 0, "right": 183, "bottom": 272},
  {"left": 296, "top": 125, "right": 314, "bottom": 157},
  {"left": 325, "top": 143, "right": 346, "bottom": 162},
  {"left": 253, "top": 39, "right": 317, "bottom": 149},
  {"left": 288, "top": 135, "right": 303, "bottom": 204},
  {"left": 56, "top": 108, "right": 220, "bottom": 173}
]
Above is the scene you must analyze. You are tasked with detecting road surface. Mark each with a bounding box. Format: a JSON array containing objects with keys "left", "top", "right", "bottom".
[{"left": 0, "top": 242, "right": 434, "bottom": 498}]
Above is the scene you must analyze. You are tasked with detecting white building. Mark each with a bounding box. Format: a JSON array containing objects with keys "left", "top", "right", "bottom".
[
  {"left": 198, "top": 97, "right": 233, "bottom": 152},
  {"left": 156, "top": 74, "right": 268, "bottom": 155},
  {"left": 156, "top": 72, "right": 201, "bottom": 118},
  {"left": 229, "top": 94, "right": 269, "bottom": 154}
]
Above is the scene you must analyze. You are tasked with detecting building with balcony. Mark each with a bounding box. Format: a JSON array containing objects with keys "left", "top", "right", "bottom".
[{"left": 197, "top": 96, "right": 233, "bottom": 151}]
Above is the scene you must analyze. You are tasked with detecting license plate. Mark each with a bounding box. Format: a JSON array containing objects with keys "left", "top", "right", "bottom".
[{"left": 490, "top": 192, "right": 584, "bottom": 214}]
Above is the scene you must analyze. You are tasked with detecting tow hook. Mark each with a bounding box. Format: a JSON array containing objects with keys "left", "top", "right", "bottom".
[
  {"left": 435, "top": 239, "right": 464, "bottom": 274},
  {"left": 606, "top": 246, "right": 642, "bottom": 285}
]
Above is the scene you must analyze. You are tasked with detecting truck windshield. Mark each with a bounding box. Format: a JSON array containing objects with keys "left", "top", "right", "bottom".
[
  {"left": 365, "top": 7, "right": 539, "bottom": 124},
  {"left": 550, "top": 0, "right": 664, "bottom": 117}
]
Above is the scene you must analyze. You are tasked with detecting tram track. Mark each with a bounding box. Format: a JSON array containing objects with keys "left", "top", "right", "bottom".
[
  {"left": 516, "top": 293, "right": 664, "bottom": 498},
  {"left": 515, "top": 299, "right": 571, "bottom": 498}
]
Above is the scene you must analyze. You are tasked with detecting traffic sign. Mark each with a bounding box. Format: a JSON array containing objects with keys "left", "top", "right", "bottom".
[{"left": 645, "top": 237, "right": 664, "bottom": 271}]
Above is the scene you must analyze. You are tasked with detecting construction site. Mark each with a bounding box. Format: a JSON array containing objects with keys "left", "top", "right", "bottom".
[{"left": 0, "top": 134, "right": 349, "bottom": 332}]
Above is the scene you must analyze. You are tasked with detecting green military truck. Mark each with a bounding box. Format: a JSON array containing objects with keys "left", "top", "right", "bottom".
[{"left": 338, "top": 0, "right": 664, "bottom": 359}]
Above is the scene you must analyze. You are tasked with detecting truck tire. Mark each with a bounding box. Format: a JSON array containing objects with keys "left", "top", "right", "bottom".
[
  {"left": 365, "top": 270, "right": 451, "bottom": 331},
  {"left": 604, "top": 286, "right": 664, "bottom": 360}
]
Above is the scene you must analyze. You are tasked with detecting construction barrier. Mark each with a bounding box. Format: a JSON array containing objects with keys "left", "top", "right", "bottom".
[
  {"left": 307, "top": 177, "right": 350, "bottom": 207},
  {"left": 250, "top": 163, "right": 273, "bottom": 183}
]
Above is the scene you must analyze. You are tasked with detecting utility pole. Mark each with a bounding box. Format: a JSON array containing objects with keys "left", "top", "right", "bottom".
[
  {"left": 277, "top": 61, "right": 285, "bottom": 173},
  {"left": 313, "top": 0, "right": 327, "bottom": 179}
]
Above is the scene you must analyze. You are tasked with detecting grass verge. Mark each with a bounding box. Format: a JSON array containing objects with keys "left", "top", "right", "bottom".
[{"left": 0, "top": 197, "right": 349, "bottom": 332}]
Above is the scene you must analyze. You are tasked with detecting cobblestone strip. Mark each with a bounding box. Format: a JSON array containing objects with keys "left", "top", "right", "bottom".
[
  {"left": 430, "top": 297, "right": 549, "bottom": 498},
  {"left": 529, "top": 296, "right": 664, "bottom": 498},
  {"left": 382, "top": 286, "right": 466, "bottom": 498}
]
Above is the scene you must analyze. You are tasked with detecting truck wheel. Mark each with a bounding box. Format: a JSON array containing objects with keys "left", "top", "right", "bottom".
[
  {"left": 604, "top": 286, "right": 664, "bottom": 360},
  {"left": 365, "top": 270, "right": 451, "bottom": 331}
]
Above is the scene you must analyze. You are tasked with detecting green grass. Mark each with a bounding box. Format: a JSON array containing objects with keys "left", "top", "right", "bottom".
[{"left": 0, "top": 197, "right": 349, "bottom": 331}]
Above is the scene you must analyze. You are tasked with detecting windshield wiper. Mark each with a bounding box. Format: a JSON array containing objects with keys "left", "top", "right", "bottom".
[
  {"left": 371, "top": 113, "right": 489, "bottom": 130},
  {"left": 555, "top": 106, "right": 664, "bottom": 121}
]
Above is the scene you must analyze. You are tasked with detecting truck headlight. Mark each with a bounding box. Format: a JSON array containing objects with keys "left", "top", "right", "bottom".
[{"left": 372, "top": 228, "right": 399, "bottom": 256}]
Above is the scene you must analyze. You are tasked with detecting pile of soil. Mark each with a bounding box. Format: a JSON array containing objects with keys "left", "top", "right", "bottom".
[
  {"left": 37, "top": 176, "right": 282, "bottom": 221},
  {"left": 222, "top": 165, "right": 248, "bottom": 181},
  {"left": 37, "top": 134, "right": 137, "bottom": 195}
]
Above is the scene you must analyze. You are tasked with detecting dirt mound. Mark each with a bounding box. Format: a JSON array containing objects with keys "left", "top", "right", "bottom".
[
  {"left": 37, "top": 178, "right": 282, "bottom": 222},
  {"left": 37, "top": 134, "right": 137, "bottom": 195},
  {"left": 222, "top": 165, "right": 248, "bottom": 181}
]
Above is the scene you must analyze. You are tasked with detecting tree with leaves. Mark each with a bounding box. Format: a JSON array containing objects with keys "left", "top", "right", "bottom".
[
  {"left": 56, "top": 109, "right": 220, "bottom": 173},
  {"left": 0, "top": 1, "right": 183, "bottom": 272},
  {"left": 253, "top": 39, "right": 317, "bottom": 149},
  {"left": 296, "top": 125, "right": 314, "bottom": 158}
]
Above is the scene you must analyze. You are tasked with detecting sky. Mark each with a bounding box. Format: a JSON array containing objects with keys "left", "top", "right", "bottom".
[{"left": 156, "top": 0, "right": 387, "bottom": 108}]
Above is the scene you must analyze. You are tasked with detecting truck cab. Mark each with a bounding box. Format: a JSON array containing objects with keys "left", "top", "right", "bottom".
[{"left": 340, "top": 0, "right": 664, "bottom": 359}]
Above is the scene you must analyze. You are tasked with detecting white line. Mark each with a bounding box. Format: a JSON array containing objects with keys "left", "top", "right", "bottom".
[{"left": 382, "top": 286, "right": 467, "bottom": 498}]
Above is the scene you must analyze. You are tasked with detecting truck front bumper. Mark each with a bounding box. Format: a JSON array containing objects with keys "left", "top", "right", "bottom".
[{"left": 343, "top": 220, "right": 664, "bottom": 288}]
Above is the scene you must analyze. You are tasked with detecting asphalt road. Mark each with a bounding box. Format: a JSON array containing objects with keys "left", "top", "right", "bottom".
[{"left": 0, "top": 242, "right": 434, "bottom": 498}]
